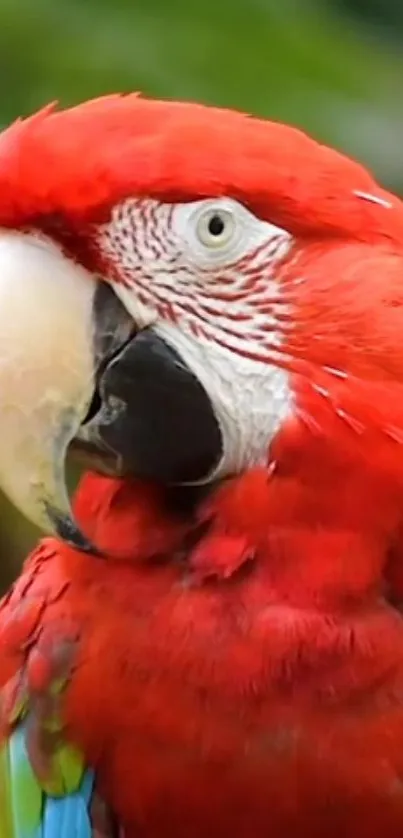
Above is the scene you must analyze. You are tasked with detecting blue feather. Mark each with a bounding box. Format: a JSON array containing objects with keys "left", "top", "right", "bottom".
[
  {"left": 40, "top": 770, "right": 94, "bottom": 838},
  {"left": 1, "top": 725, "right": 95, "bottom": 838}
]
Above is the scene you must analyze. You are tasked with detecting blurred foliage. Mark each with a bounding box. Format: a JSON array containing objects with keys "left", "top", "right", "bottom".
[
  {"left": 335, "top": 0, "right": 403, "bottom": 33},
  {"left": 0, "top": 0, "right": 402, "bottom": 590}
]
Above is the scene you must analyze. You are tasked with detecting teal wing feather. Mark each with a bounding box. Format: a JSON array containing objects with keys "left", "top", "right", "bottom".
[{"left": 0, "top": 724, "right": 94, "bottom": 838}]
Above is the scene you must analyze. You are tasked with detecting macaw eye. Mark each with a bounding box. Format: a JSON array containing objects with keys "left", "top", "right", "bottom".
[{"left": 195, "top": 207, "right": 236, "bottom": 249}]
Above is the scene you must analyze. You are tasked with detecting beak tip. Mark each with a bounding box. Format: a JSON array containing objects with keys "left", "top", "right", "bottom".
[{"left": 45, "top": 503, "right": 103, "bottom": 557}]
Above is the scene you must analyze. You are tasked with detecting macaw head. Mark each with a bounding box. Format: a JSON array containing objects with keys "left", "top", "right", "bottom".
[{"left": 1, "top": 94, "right": 403, "bottom": 545}]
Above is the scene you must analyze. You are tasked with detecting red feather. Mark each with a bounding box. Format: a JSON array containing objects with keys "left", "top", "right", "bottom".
[
  {"left": 0, "top": 94, "right": 401, "bottom": 243},
  {"left": 1, "top": 96, "right": 403, "bottom": 835},
  {"left": 1, "top": 470, "right": 403, "bottom": 836}
]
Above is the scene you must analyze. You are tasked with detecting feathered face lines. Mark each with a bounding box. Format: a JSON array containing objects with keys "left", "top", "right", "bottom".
[
  {"left": 95, "top": 196, "right": 294, "bottom": 364},
  {"left": 4, "top": 95, "right": 403, "bottom": 526}
]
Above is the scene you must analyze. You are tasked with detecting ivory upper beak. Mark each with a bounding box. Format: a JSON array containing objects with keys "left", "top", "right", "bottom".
[{"left": 0, "top": 229, "right": 97, "bottom": 547}]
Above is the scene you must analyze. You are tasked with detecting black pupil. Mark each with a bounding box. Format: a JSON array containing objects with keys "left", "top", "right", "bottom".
[{"left": 208, "top": 214, "right": 225, "bottom": 236}]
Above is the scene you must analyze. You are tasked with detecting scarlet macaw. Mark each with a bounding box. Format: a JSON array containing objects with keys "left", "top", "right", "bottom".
[{"left": 1, "top": 95, "right": 403, "bottom": 836}]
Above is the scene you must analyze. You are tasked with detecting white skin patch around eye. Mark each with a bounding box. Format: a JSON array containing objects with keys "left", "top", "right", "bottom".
[
  {"left": 176, "top": 198, "right": 289, "bottom": 266},
  {"left": 96, "top": 197, "right": 294, "bottom": 478}
]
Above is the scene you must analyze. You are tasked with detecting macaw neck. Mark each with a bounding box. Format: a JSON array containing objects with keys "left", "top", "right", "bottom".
[
  {"left": 257, "top": 443, "right": 403, "bottom": 612},
  {"left": 62, "top": 461, "right": 403, "bottom": 719},
  {"left": 73, "top": 449, "right": 402, "bottom": 616}
]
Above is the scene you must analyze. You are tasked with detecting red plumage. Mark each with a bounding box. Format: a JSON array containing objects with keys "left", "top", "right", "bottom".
[
  {"left": 0, "top": 94, "right": 401, "bottom": 242},
  {"left": 2, "top": 464, "right": 403, "bottom": 836},
  {"left": 1, "top": 96, "right": 403, "bottom": 834}
]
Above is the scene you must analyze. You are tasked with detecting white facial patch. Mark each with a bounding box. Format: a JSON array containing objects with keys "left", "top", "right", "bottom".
[{"left": 97, "top": 197, "right": 294, "bottom": 476}]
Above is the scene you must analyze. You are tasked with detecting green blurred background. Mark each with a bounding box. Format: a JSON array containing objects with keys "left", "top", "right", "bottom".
[{"left": 0, "top": 0, "right": 402, "bottom": 591}]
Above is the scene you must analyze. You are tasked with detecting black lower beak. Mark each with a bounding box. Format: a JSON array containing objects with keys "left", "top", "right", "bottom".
[{"left": 72, "top": 322, "right": 223, "bottom": 486}]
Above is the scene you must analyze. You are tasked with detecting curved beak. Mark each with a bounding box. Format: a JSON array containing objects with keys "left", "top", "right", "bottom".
[
  {"left": 72, "top": 326, "right": 222, "bottom": 487},
  {"left": 0, "top": 230, "right": 134, "bottom": 552},
  {"left": 0, "top": 227, "right": 220, "bottom": 555}
]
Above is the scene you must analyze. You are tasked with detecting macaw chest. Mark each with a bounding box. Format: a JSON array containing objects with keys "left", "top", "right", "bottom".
[
  {"left": 94, "top": 691, "right": 403, "bottom": 838},
  {"left": 63, "top": 574, "right": 403, "bottom": 838}
]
